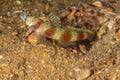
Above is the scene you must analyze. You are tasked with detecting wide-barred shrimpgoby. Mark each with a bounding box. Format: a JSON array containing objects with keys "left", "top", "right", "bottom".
[{"left": 20, "top": 13, "right": 94, "bottom": 47}]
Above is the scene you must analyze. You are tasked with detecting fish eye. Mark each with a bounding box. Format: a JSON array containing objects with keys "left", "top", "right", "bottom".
[
  {"left": 27, "top": 14, "right": 30, "bottom": 16},
  {"left": 27, "top": 13, "right": 32, "bottom": 17}
]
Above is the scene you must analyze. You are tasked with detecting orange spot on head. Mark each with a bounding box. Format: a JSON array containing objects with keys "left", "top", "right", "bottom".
[{"left": 34, "top": 21, "right": 42, "bottom": 29}]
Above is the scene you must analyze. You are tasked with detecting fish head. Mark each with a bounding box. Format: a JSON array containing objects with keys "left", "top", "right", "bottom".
[{"left": 19, "top": 12, "right": 39, "bottom": 27}]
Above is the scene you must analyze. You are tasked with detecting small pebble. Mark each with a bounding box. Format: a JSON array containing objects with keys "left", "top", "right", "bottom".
[
  {"left": 72, "top": 49, "right": 78, "bottom": 54},
  {"left": 97, "top": 25, "right": 107, "bottom": 39},
  {"left": 92, "top": 1, "right": 102, "bottom": 7},
  {"left": 107, "top": 20, "right": 116, "bottom": 31},
  {"left": 28, "top": 32, "right": 37, "bottom": 45},
  {"left": 105, "top": 7, "right": 113, "bottom": 12},
  {"left": 79, "top": 44, "right": 87, "bottom": 54},
  {"left": 97, "top": 16, "right": 108, "bottom": 24},
  {"left": 0, "top": 55, "right": 3, "bottom": 59},
  {"left": 16, "top": 0, "right": 22, "bottom": 5},
  {"left": 7, "top": 12, "right": 11, "bottom": 17},
  {"left": 76, "top": 69, "right": 91, "bottom": 80}
]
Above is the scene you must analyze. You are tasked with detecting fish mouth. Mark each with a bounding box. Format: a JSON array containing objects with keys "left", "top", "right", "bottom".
[{"left": 19, "top": 12, "right": 27, "bottom": 22}]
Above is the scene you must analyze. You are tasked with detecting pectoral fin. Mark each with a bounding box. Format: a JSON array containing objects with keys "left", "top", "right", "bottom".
[{"left": 37, "top": 36, "right": 53, "bottom": 46}]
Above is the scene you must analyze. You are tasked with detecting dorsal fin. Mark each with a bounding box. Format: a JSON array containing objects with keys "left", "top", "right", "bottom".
[{"left": 65, "top": 26, "right": 93, "bottom": 33}]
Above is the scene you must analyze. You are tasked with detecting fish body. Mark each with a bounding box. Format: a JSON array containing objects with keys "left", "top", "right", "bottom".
[{"left": 25, "top": 16, "right": 94, "bottom": 43}]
